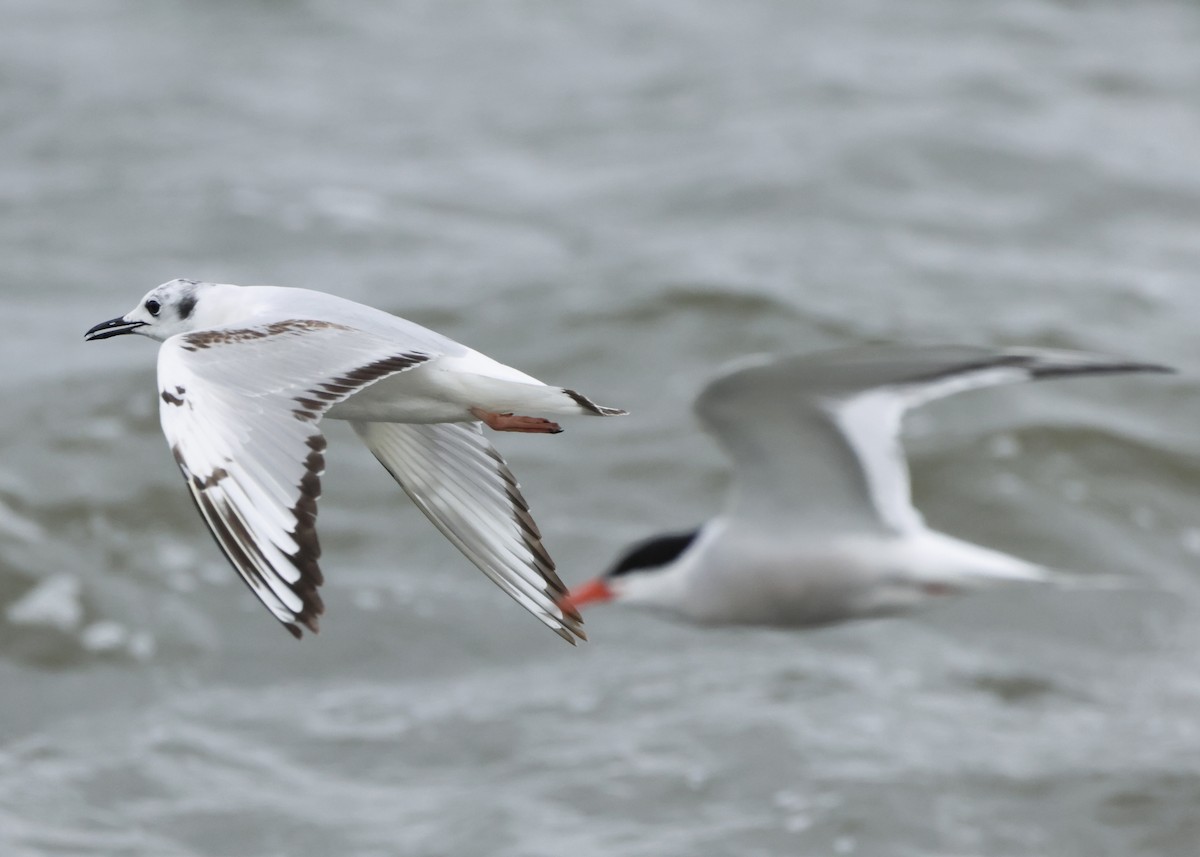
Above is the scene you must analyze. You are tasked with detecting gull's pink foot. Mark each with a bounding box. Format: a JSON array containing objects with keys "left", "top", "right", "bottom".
[
  {"left": 922, "top": 582, "right": 960, "bottom": 597},
  {"left": 471, "top": 408, "right": 563, "bottom": 434}
]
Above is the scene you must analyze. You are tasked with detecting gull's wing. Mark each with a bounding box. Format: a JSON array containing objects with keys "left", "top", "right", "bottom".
[
  {"left": 157, "top": 320, "right": 433, "bottom": 638},
  {"left": 350, "top": 421, "right": 585, "bottom": 644},
  {"left": 695, "top": 345, "right": 1172, "bottom": 536}
]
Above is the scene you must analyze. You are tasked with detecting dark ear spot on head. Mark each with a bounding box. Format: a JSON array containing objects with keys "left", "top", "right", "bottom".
[
  {"left": 178, "top": 292, "right": 197, "bottom": 319},
  {"left": 608, "top": 529, "right": 700, "bottom": 578}
]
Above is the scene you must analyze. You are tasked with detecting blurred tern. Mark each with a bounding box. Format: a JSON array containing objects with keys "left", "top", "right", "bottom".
[
  {"left": 561, "top": 345, "right": 1170, "bottom": 628},
  {"left": 85, "top": 278, "right": 625, "bottom": 643}
]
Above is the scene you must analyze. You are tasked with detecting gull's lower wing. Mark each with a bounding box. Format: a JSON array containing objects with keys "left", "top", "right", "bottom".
[
  {"left": 157, "top": 320, "right": 432, "bottom": 638},
  {"left": 695, "top": 345, "right": 1173, "bottom": 536},
  {"left": 350, "top": 421, "right": 585, "bottom": 644}
]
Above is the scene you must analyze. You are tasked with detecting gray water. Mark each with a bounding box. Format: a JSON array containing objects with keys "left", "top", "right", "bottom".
[{"left": 4, "top": 1, "right": 1200, "bottom": 854}]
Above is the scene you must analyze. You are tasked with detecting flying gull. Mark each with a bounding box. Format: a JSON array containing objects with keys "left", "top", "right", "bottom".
[{"left": 86, "top": 278, "right": 625, "bottom": 643}]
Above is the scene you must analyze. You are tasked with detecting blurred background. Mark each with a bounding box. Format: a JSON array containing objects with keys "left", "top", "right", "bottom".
[{"left": 3, "top": 1, "right": 1200, "bottom": 854}]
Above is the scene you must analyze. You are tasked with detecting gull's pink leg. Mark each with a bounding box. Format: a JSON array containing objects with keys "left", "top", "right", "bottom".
[{"left": 471, "top": 408, "right": 563, "bottom": 434}]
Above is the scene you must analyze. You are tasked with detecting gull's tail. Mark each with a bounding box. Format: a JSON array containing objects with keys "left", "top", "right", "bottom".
[
  {"left": 460, "top": 375, "right": 628, "bottom": 419},
  {"left": 560, "top": 387, "right": 628, "bottom": 417}
]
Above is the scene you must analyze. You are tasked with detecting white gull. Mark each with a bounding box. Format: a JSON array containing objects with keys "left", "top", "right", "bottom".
[{"left": 85, "top": 278, "right": 625, "bottom": 643}]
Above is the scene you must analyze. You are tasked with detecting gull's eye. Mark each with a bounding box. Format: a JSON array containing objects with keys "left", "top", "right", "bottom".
[{"left": 145, "top": 299, "right": 161, "bottom": 317}]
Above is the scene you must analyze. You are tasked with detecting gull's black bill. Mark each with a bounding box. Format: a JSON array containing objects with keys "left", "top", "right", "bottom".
[{"left": 84, "top": 317, "right": 146, "bottom": 341}]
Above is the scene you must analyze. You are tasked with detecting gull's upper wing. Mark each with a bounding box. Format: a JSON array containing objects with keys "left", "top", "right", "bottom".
[
  {"left": 695, "top": 345, "right": 1172, "bottom": 536},
  {"left": 157, "top": 319, "right": 432, "bottom": 638},
  {"left": 350, "top": 421, "right": 585, "bottom": 644}
]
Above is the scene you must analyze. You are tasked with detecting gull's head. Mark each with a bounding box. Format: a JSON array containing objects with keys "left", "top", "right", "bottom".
[
  {"left": 84, "top": 279, "right": 214, "bottom": 343},
  {"left": 557, "top": 529, "right": 700, "bottom": 615}
]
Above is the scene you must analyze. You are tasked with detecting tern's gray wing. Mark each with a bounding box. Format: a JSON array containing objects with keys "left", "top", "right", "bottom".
[
  {"left": 695, "top": 345, "right": 1171, "bottom": 536},
  {"left": 158, "top": 321, "right": 431, "bottom": 638},
  {"left": 350, "top": 421, "right": 584, "bottom": 644}
]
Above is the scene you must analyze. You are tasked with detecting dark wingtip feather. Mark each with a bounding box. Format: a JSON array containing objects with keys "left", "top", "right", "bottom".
[
  {"left": 1029, "top": 361, "right": 1177, "bottom": 380},
  {"left": 554, "top": 626, "right": 580, "bottom": 646},
  {"left": 562, "top": 388, "right": 628, "bottom": 417}
]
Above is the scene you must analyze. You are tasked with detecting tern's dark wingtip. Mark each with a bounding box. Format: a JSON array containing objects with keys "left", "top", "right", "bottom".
[
  {"left": 1030, "top": 360, "right": 1179, "bottom": 381},
  {"left": 1112, "top": 362, "right": 1178, "bottom": 378},
  {"left": 1142, "top": 363, "right": 1178, "bottom": 375}
]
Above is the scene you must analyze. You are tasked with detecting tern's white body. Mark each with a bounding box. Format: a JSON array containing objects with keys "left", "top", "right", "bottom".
[
  {"left": 568, "top": 345, "right": 1169, "bottom": 628},
  {"left": 86, "top": 279, "right": 625, "bottom": 642},
  {"left": 629, "top": 525, "right": 1043, "bottom": 627}
]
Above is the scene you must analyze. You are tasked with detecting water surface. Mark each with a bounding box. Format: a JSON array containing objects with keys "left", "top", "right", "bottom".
[{"left": 3, "top": 1, "right": 1200, "bottom": 854}]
